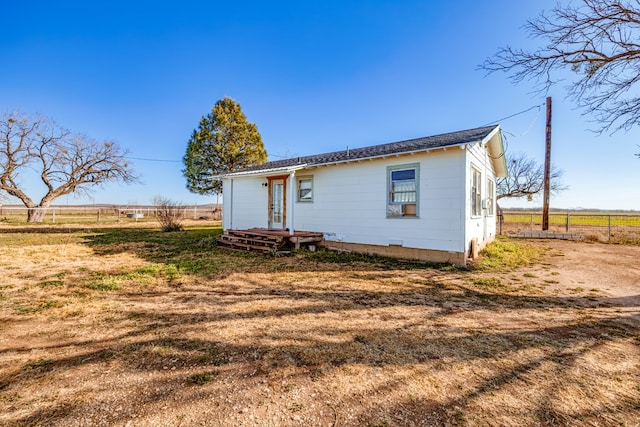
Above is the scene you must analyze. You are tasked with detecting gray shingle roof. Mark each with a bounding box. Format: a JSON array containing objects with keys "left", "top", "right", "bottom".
[{"left": 237, "top": 125, "right": 499, "bottom": 173}]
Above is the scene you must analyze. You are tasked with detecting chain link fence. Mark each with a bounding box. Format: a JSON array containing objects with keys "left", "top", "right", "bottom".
[
  {"left": 0, "top": 205, "right": 221, "bottom": 225},
  {"left": 499, "top": 211, "right": 640, "bottom": 243}
]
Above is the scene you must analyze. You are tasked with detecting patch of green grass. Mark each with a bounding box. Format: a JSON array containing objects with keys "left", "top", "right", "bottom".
[
  {"left": 303, "top": 248, "right": 458, "bottom": 271},
  {"left": 473, "top": 277, "right": 502, "bottom": 287},
  {"left": 63, "top": 309, "right": 83, "bottom": 318},
  {"left": 473, "top": 237, "right": 545, "bottom": 271},
  {"left": 123, "top": 264, "right": 181, "bottom": 282},
  {"left": 194, "top": 347, "right": 229, "bottom": 366},
  {"left": 39, "top": 300, "right": 64, "bottom": 309},
  {"left": 523, "top": 273, "right": 538, "bottom": 278},
  {"left": 87, "top": 275, "right": 120, "bottom": 292},
  {"left": 472, "top": 276, "right": 514, "bottom": 292},
  {"left": 85, "top": 226, "right": 221, "bottom": 250},
  {"left": 13, "top": 303, "right": 39, "bottom": 314},
  {"left": 186, "top": 370, "right": 218, "bottom": 385},
  {"left": 12, "top": 299, "right": 63, "bottom": 314},
  {"left": 24, "top": 358, "right": 55, "bottom": 370},
  {"left": 85, "top": 263, "right": 185, "bottom": 290},
  {"left": 196, "top": 235, "right": 219, "bottom": 249},
  {"left": 0, "top": 232, "right": 83, "bottom": 247},
  {"left": 38, "top": 279, "right": 65, "bottom": 288}
]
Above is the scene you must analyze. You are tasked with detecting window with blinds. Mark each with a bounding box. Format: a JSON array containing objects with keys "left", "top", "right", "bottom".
[{"left": 387, "top": 164, "right": 419, "bottom": 218}]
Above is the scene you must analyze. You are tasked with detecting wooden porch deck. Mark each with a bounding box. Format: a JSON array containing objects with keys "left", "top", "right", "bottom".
[{"left": 217, "top": 228, "right": 324, "bottom": 253}]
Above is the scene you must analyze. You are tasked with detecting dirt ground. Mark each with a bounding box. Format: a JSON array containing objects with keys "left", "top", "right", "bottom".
[
  {"left": 0, "top": 232, "right": 638, "bottom": 427},
  {"left": 501, "top": 239, "right": 639, "bottom": 306}
]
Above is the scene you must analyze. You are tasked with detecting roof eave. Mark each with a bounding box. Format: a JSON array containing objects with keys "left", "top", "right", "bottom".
[
  {"left": 222, "top": 164, "right": 308, "bottom": 178},
  {"left": 483, "top": 125, "right": 508, "bottom": 177}
]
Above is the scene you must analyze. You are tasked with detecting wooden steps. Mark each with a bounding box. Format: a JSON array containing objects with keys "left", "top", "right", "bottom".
[
  {"left": 217, "top": 230, "right": 285, "bottom": 253},
  {"left": 217, "top": 229, "right": 323, "bottom": 254}
]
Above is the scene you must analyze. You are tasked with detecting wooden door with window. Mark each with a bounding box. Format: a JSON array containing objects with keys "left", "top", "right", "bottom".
[{"left": 269, "top": 178, "right": 285, "bottom": 230}]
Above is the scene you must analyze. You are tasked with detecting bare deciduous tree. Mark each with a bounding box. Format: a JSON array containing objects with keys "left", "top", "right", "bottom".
[
  {"left": 0, "top": 112, "right": 137, "bottom": 222},
  {"left": 497, "top": 152, "right": 567, "bottom": 201},
  {"left": 481, "top": 0, "right": 640, "bottom": 134}
]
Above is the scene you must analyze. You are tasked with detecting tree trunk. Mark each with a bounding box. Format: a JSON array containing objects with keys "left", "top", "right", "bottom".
[{"left": 27, "top": 207, "right": 46, "bottom": 223}]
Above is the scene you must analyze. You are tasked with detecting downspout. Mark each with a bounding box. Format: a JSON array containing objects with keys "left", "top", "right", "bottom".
[
  {"left": 229, "top": 178, "right": 234, "bottom": 230},
  {"left": 460, "top": 144, "right": 468, "bottom": 255},
  {"left": 483, "top": 144, "right": 489, "bottom": 241},
  {"left": 288, "top": 170, "right": 295, "bottom": 236}
]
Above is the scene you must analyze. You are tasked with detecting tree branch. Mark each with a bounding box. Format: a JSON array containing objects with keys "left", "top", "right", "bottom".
[{"left": 480, "top": 0, "right": 640, "bottom": 134}]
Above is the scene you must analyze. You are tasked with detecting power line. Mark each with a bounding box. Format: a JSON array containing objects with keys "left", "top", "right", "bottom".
[
  {"left": 126, "top": 104, "right": 543, "bottom": 164},
  {"left": 481, "top": 103, "right": 544, "bottom": 127},
  {"left": 483, "top": 102, "right": 545, "bottom": 161},
  {"left": 125, "top": 156, "right": 181, "bottom": 163}
]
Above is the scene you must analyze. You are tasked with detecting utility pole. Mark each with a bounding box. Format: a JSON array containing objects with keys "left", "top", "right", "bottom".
[{"left": 542, "top": 97, "right": 552, "bottom": 231}]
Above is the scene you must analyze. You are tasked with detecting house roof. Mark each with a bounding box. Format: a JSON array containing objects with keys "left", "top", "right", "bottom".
[{"left": 226, "top": 125, "right": 506, "bottom": 176}]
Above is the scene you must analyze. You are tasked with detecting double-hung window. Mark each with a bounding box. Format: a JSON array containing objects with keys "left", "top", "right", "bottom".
[
  {"left": 471, "top": 167, "right": 482, "bottom": 217},
  {"left": 387, "top": 164, "right": 419, "bottom": 217},
  {"left": 297, "top": 176, "right": 313, "bottom": 202},
  {"left": 486, "top": 179, "right": 495, "bottom": 216}
]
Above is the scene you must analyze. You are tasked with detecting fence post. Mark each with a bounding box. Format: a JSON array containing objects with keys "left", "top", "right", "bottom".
[
  {"left": 97, "top": 208, "right": 101, "bottom": 223},
  {"left": 608, "top": 215, "right": 612, "bottom": 241},
  {"left": 566, "top": 211, "right": 570, "bottom": 232},
  {"left": 530, "top": 214, "right": 533, "bottom": 230},
  {"left": 52, "top": 209, "right": 56, "bottom": 224}
]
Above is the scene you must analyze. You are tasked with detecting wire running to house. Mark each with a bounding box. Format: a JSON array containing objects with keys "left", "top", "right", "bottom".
[
  {"left": 483, "top": 103, "right": 545, "bottom": 160},
  {"left": 481, "top": 103, "right": 544, "bottom": 127},
  {"left": 124, "top": 156, "right": 182, "bottom": 163}
]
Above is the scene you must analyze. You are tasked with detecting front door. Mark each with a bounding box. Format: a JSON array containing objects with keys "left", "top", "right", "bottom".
[{"left": 270, "top": 178, "right": 285, "bottom": 230}]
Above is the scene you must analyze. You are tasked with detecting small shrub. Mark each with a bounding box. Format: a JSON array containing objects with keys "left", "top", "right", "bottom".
[{"left": 153, "top": 196, "right": 185, "bottom": 232}]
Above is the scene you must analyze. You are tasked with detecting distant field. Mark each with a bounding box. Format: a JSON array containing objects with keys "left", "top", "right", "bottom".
[
  {"left": 503, "top": 212, "right": 640, "bottom": 227},
  {"left": 501, "top": 211, "right": 640, "bottom": 242},
  {"left": 0, "top": 205, "right": 221, "bottom": 224}
]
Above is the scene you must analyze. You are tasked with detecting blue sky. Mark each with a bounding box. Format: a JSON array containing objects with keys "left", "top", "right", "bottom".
[{"left": 1, "top": 0, "right": 639, "bottom": 210}]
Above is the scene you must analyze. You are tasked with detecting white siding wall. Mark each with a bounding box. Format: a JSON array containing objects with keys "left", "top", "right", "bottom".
[
  {"left": 464, "top": 142, "right": 498, "bottom": 252},
  {"left": 224, "top": 146, "right": 499, "bottom": 255},
  {"left": 292, "top": 150, "right": 467, "bottom": 253},
  {"left": 222, "top": 176, "right": 268, "bottom": 230}
]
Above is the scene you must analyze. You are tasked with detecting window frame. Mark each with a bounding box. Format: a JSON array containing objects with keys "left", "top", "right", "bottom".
[
  {"left": 387, "top": 163, "right": 420, "bottom": 218},
  {"left": 471, "top": 166, "right": 482, "bottom": 218},
  {"left": 486, "top": 178, "right": 495, "bottom": 216},
  {"left": 296, "top": 175, "right": 314, "bottom": 203}
]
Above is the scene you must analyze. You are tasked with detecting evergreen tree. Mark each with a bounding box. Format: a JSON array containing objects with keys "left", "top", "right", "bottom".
[{"left": 183, "top": 97, "right": 267, "bottom": 195}]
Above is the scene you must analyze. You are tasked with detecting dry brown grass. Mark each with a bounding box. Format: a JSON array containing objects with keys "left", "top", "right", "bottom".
[{"left": 0, "top": 224, "right": 638, "bottom": 426}]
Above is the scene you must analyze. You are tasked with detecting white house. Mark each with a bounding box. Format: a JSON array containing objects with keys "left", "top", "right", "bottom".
[{"left": 221, "top": 125, "right": 507, "bottom": 265}]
